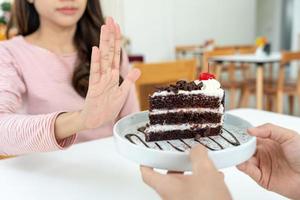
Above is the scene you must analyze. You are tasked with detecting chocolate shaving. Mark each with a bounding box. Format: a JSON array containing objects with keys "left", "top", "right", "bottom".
[{"left": 155, "top": 80, "right": 203, "bottom": 93}]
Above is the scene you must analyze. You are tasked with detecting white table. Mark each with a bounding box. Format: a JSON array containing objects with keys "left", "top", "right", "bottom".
[
  {"left": 0, "top": 109, "right": 299, "bottom": 200},
  {"left": 211, "top": 53, "right": 281, "bottom": 63},
  {"left": 210, "top": 53, "right": 282, "bottom": 110}
]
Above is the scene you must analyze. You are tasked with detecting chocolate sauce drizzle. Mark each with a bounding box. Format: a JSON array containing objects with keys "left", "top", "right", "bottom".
[
  {"left": 220, "top": 127, "right": 241, "bottom": 146},
  {"left": 179, "top": 139, "right": 191, "bottom": 148},
  {"left": 194, "top": 138, "right": 216, "bottom": 151},
  {"left": 124, "top": 126, "right": 242, "bottom": 152},
  {"left": 125, "top": 134, "right": 150, "bottom": 148},
  {"left": 167, "top": 141, "right": 185, "bottom": 152},
  {"left": 208, "top": 137, "right": 224, "bottom": 150},
  {"left": 155, "top": 142, "right": 163, "bottom": 150}
]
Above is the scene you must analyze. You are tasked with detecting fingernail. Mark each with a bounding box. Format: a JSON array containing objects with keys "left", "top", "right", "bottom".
[
  {"left": 101, "top": 25, "right": 107, "bottom": 33},
  {"left": 91, "top": 47, "right": 97, "bottom": 56},
  {"left": 106, "top": 17, "right": 114, "bottom": 26},
  {"left": 127, "top": 69, "right": 141, "bottom": 82},
  {"left": 134, "top": 68, "right": 141, "bottom": 77}
]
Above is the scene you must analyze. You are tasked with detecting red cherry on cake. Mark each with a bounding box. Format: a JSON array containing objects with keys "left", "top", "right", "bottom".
[{"left": 199, "top": 72, "right": 216, "bottom": 80}]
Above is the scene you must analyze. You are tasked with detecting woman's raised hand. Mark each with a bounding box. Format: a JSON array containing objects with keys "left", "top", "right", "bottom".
[
  {"left": 54, "top": 17, "right": 140, "bottom": 140},
  {"left": 79, "top": 17, "right": 140, "bottom": 129}
]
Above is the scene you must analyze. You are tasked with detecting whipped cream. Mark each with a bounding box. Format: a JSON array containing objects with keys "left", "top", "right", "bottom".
[
  {"left": 150, "top": 105, "right": 224, "bottom": 115},
  {"left": 201, "top": 79, "right": 221, "bottom": 90},
  {"left": 145, "top": 123, "right": 222, "bottom": 133},
  {"left": 152, "top": 79, "right": 224, "bottom": 98}
]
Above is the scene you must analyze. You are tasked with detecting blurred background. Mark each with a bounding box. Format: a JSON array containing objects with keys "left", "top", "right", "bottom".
[{"left": 0, "top": 0, "right": 299, "bottom": 115}]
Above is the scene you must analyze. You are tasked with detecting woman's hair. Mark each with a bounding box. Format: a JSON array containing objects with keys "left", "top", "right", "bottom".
[{"left": 7, "top": 0, "right": 122, "bottom": 97}]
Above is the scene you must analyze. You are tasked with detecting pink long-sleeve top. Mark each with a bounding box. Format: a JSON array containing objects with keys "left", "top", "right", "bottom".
[{"left": 0, "top": 36, "right": 139, "bottom": 156}]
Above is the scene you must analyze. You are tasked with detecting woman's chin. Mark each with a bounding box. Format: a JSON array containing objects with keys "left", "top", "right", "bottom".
[{"left": 53, "top": 18, "right": 81, "bottom": 29}]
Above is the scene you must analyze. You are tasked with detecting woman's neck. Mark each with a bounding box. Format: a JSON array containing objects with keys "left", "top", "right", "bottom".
[{"left": 25, "top": 18, "right": 77, "bottom": 55}]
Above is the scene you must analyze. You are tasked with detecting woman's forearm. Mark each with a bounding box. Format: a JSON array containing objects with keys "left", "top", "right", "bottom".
[
  {"left": 54, "top": 111, "right": 86, "bottom": 140},
  {"left": 0, "top": 112, "right": 76, "bottom": 155}
]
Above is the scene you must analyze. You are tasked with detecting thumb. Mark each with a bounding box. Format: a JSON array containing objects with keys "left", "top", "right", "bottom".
[
  {"left": 190, "top": 145, "right": 216, "bottom": 174},
  {"left": 248, "top": 123, "right": 296, "bottom": 144},
  {"left": 140, "top": 166, "right": 165, "bottom": 192},
  {"left": 120, "top": 68, "right": 141, "bottom": 94}
]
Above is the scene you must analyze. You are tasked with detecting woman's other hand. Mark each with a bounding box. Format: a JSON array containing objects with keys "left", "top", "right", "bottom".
[{"left": 238, "top": 124, "right": 300, "bottom": 200}]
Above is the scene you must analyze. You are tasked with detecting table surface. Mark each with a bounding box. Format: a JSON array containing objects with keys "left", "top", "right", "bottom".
[
  {"left": 210, "top": 52, "right": 281, "bottom": 63},
  {"left": 1, "top": 109, "right": 299, "bottom": 200}
]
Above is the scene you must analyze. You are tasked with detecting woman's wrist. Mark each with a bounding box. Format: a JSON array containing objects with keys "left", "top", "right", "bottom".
[{"left": 54, "top": 111, "right": 86, "bottom": 140}]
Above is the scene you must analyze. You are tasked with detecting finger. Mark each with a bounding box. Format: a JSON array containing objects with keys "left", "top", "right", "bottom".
[
  {"left": 140, "top": 166, "right": 165, "bottom": 190},
  {"left": 119, "top": 68, "right": 141, "bottom": 94},
  {"left": 248, "top": 123, "right": 297, "bottom": 144},
  {"left": 113, "top": 23, "right": 122, "bottom": 69},
  {"left": 237, "top": 160, "right": 261, "bottom": 183},
  {"left": 247, "top": 157, "right": 259, "bottom": 167},
  {"left": 99, "top": 25, "right": 110, "bottom": 74},
  {"left": 89, "top": 46, "right": 100, "bottom": 84},
  {"left": 189, "top": 144, "right": 216, "bottom": 174},
  {"left": 105, "top": 17, "right": 115, "bottom": 69}
]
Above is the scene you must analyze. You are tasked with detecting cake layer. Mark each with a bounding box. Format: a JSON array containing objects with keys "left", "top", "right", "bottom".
[
  {"left": 150, "top": 94, "right": 224, "bottom": 110},
  {"left": 145, "top": 123, "right": 222, "bottom": 132},
  {"left": 149, "top": 112, "right": 222, "bottom": 125},
  {"left": 150, "top": 106, "right": 224, "bottom": 115},
  {"left": 144, "top": 126, "right": 221, "bottom": 142}
]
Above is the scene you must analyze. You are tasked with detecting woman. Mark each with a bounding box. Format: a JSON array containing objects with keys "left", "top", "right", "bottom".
[{"left": 0, "top": 0, "right": 140, "bottom": 155}]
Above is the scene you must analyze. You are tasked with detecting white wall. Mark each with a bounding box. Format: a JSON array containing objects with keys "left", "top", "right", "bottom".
[
  {"left": 0, "top": 0, "right": 5, "bottom": 15},
  {"left": 256, "top": 0, "right": 282, "bottom": 51},
  {"left": 291, "top": 0, "right": 300, "bottom": 51},
  {"left": 172, "top": 0, "right": 256, "bottom": 46},
  {"left": 100, "top": 0, "right": 125, "bottom": 29},
  {"left": 122, "top": 0, "right": 175, "bottom": 61},
  {"left": 119, "top": 0, "right": 256, "bottom": 62},
  {"left": 291, "top": 0, "right": 300, "bottom": 78}
]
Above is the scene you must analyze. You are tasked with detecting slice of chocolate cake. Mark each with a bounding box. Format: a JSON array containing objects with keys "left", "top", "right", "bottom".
[{"left": 144, "top": 74, "right": 225, "bottom": 142}]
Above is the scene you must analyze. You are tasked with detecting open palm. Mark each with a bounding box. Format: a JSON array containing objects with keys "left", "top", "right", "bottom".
[
  {"left": 238, "top": 124, "right": 300, "bottom": 200},
  {"left": 80, "top": 17, "right": 140, "bottom": 129}
]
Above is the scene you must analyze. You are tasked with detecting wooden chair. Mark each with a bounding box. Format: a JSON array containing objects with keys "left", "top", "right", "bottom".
[
  {"left": 175, "top": 40, "right": 215, "bottom": 59},
  {"left": 202, "top": 48, "right": 236, "bottom": 73},
  {"left": 134, "top": 59, "right": 197, "bottom": 111},
  {"left": 0, "top": 24, "right": 6, "bottom": 41},
  {"left": 175, "top": 45, "right": 202, "bottom": 56},
  {"left": 214, "top": 45, "right": 256, "bottom": 71},
  {"left": 202, "top": 46, "right": 257, "bottom": 110},
  {"left": 241, "top": 51, "right": 300, "bottom": 115},
  {"left": 0, "top": 155, "right": 12, "bottom": 160},
  {"left": 175, "top": 40, "right": 215, "bottom": 71},
  {"left": 203, "top": 48, "right": 245, "bottom": 109},
  {"left": 234, "top": 46, "right": 258, "bottom": 107},
  {"left": 238, "top": 46, "right": 256, "bottom": 54},
  {"left": 270, "top": 51, "right": 300, "bottom": 114},
  {"left": 215, "top": 45, "right": 255, "bottom": 53}
]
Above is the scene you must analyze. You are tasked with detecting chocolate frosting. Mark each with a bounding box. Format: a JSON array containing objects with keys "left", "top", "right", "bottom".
[{"left": 156, "top": 80, "right": 203, "bottom": 94}]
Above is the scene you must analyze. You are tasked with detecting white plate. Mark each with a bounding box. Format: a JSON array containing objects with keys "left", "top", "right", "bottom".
[{"left": 113, "top": 111, "right": 256, "bottom": 171}]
